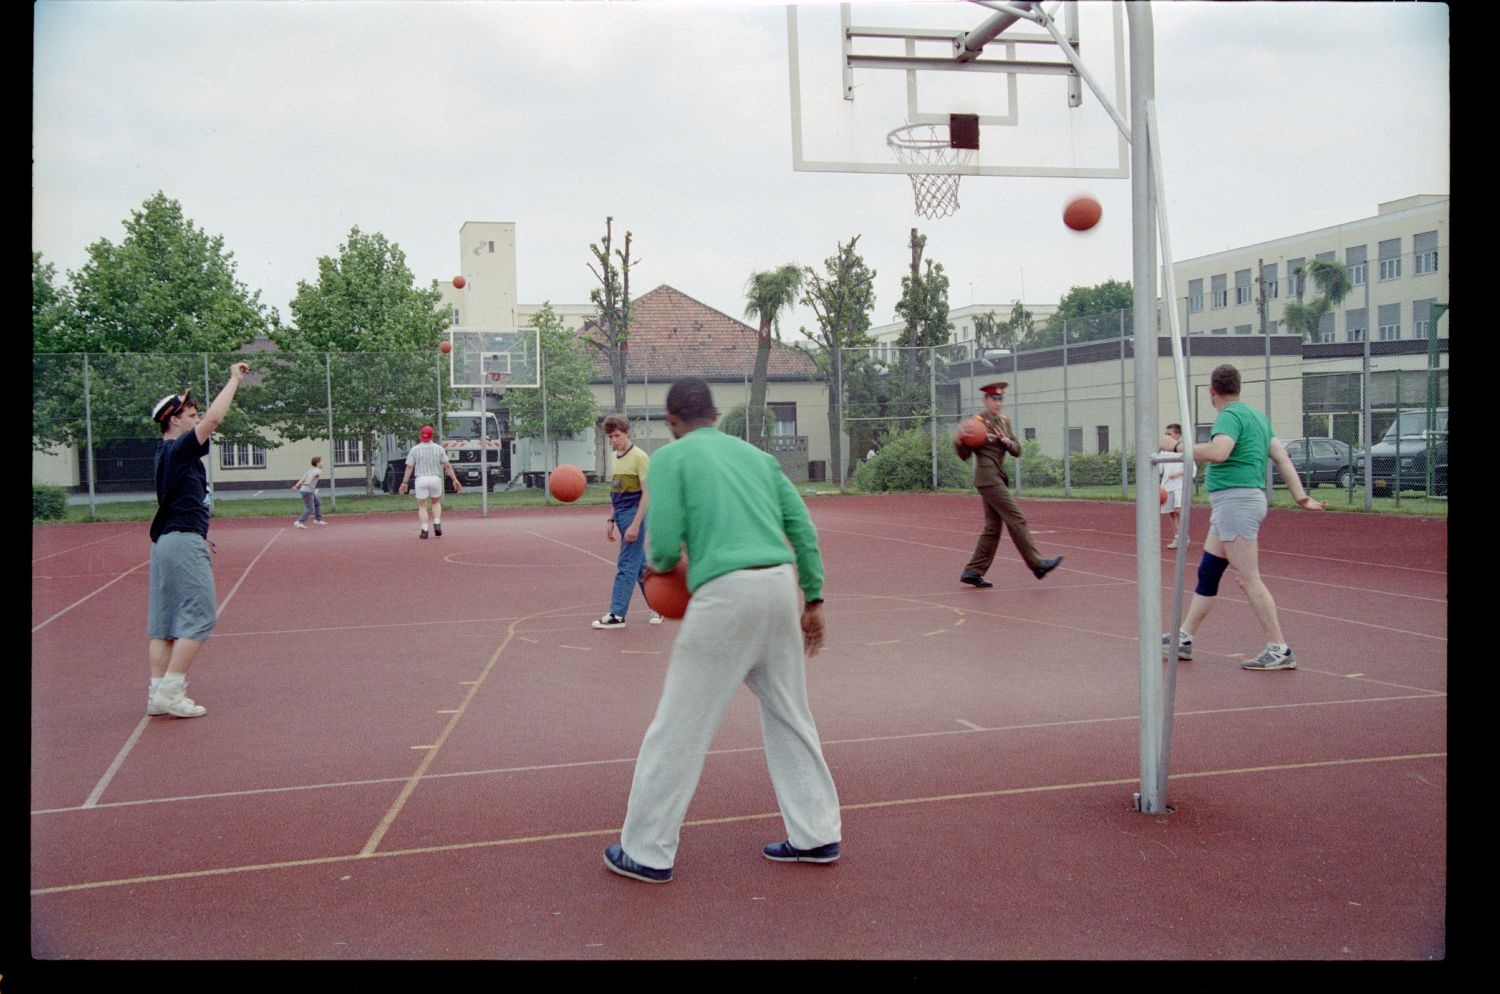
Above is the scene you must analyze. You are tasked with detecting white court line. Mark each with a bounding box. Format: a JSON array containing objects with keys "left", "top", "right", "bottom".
[
  {"left": 31, "top": 751, "right": 1446, "bottom": 897},
  {"left": 81, "top": 528, "right": 288, "bottom": 809},
  {"left": 35, "top": 691, "right": 1444, "bottom": 817},
  {"left": 32, "top": 560, "right": 149, "bottom": 634},
  {"left": 32, "top": 528, "right": 131, "bottom": 564}
]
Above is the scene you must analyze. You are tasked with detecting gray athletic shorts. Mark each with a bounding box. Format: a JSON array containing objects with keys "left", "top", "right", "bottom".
[
  {"left": 147, "top": 530, "right": 218, "bottom": 641},
  {"left": 1208, "top": 487, "right": 1267, "bottom": 542}
]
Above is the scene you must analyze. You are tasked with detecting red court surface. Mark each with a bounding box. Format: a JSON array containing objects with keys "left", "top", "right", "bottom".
[{"left": 27, "top": 493, "right": 1448, "bottom": 967}]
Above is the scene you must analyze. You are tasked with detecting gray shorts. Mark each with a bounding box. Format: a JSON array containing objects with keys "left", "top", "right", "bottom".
[
  {"left": 1208, "top": 487, "right": 1267, "bottom": 542},
  {"left": 147, "top": 530, "right": 218, "bottom": 641}
]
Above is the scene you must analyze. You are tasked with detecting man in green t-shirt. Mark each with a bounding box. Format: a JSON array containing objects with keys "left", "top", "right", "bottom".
[
  {"left": 1164, "top": 364, "right": 1326, "bottom": 671},
  {"left": 602, "top": 378, "right": 841, "bottom": 884}
]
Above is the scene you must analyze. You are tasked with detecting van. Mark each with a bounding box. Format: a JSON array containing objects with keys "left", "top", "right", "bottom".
[{"left": 1355, "top": 407, "right": 1447, "bottom": 497}]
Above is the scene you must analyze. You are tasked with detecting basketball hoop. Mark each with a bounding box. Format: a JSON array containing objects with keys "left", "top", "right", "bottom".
[{"left": 887, "top": 123, "right": 974, "bottom": 219}]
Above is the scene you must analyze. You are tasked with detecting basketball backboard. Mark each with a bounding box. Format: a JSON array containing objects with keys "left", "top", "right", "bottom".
[
  {"left": 448, "top": 328, "right": 539, "bottom": 389},
  {"left": 787, "top": 1, "right": 1129, "bottom": 181}
]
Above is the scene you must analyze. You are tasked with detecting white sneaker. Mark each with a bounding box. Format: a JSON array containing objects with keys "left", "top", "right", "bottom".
[
  {"left": 649, "top": 613, "right": 664, "bottom": 624},
  {"left": 293, "top": 521, "right": 307, "bottom": 529},
  {"left": 314, "top": 520, "right": 327, "bottom": 526},
  {"left": 149, "top": 687, "right": 206, "bottom": 718}
]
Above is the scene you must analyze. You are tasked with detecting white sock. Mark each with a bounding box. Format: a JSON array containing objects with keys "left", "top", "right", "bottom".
[
  {"left": 160, "top": 674, "right": 186, "bottom": 695},
  {"left": 1270, "top": 642, "right": 1289, "bottom": 653},
  {"left": 149, "top": 677, "right": 162, "bottom": 696}
]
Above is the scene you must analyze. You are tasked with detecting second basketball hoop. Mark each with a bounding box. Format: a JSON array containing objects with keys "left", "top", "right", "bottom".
[{"left": 887, "top": 114, "right": 978, "bottom": 219}]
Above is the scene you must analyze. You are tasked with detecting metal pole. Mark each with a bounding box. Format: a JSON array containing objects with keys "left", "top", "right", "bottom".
[
  {"left": 82, "top": 354, "right": 97, "bottom": 519},
  {"left": 203, "top": 354, "right": 214, "bottom": 511},
  {"left": 1361, "top": 273, "right": 1373, "bottom": 508},
  {"left": 1427, "top": 303, "right": 1447, "bottom": 495},
  {"left": 1062, "top": 319, "right": 1070, "bottom": 495},
  {"left": 541, "top": 348, "right": 550, "bottom": 507},
  {"left": 1120, "top": 310, "right": 1128, "bottom": 498},
  {"left": 1262, "top": 257, "right": 1273, "bottom": 501},
  {"left": 930, "top": 344, "right": 938, "bottom": 489},
  {"left": 836, "top": 344, "right": 846, "bottom": 492},
  {"left": 325, "top": 353, "right": 337, "bottom": 512},
  {"left": 1128, "top": 5, "right": 1166, "bottom": 815}
]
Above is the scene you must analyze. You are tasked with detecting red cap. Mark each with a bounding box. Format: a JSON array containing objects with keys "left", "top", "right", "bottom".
[{"left": 419, "top": 425, "right": 434, "bottom": 441}]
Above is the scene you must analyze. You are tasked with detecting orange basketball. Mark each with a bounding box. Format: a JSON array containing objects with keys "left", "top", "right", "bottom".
[
  {"left": 956, "top": 417, "right": 988, "bottom": 448},
  {"left": 439, "top": 340, "right": 452, "bottom": 354},
  {"left": 1063, "top": 195, "right": 1102, "bottom": 231},
  {"left": 452, "top": 274, "right": 466, "bottom": 289},
  {"left": 1159, "top": 487, "right": 1168, "bottom": 506},
  {"left": 644, "top": 563, "right": 691, "bottom": 620},
  {"left": 548, "top": 464, "right": 587, "bottom": 503}
]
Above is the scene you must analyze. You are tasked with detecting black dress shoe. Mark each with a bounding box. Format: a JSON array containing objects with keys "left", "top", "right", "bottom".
[
  {"left": 960, "top": 571, "right": 994, "bottom": 588},
  {"left": 1032, "top": 556, "right": 1063, "bottom": 580}
]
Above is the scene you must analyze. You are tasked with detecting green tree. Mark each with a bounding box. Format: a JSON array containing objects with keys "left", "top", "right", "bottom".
[
  {"left": 720, "top": 403, "right": 777, "bottom": 443},
  {"left": 1281, "top": 259, "right": 1352, "bottom": 343},
  {"left": 263, "top": 226, "right": 449, "bottom": 494},
  {"left": 505, "top": 303, "right": 599, "bottom": 451},
  {"left": 888, "top": 229, "right": 952, "bottom": 423},
  {"left": 31, "top": 194, "right": 272, "bottom": 458},
  {"left": 584, "top": 217, "right": 636, "bottom": 413},
  {"left": 743, "top": 264, "right": 805, "bottom": 451},
  {"left": 1029, "top": 278, "right": 1133, "bottom": 348},
  {"left": 975, "top": 300, "right": 1032, "bottom": 353},
  {"left": 800, "top": 236, "right": 877, "bottom": 482}
]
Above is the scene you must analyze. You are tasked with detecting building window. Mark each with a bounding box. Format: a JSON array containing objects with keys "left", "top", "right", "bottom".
[
  {"left": 1378, "top": 238, "right": 1401, "bottom": 281},
  {"left": 451, "top": 307, "right": 460, "bottom": 325},
  {"left": 1413, "top": 230, "right": 1438, "bottom": 275},
  {"left": 334, "top": 439, "right": 365, "bottom": 466},
  {"left": 1067, "top": 428, "right": 1083, "bottom": 455},
  {"left": 1235, "top": 324, "right": 1253, "bottom": 335},
  {"left": 1024, "top": 427, "right": 1036, "bottom": 442},
  {"left": 1234, "top": 269, "right": 1252, "bottom": 305},
  {"left": 1345, "top": 245, "right": 1367, "bottom": 287},
  {"left": 1318, "top": 312, "right": 1335, "bottom": 343},
  {"left": 1377, "top": 303, "right": 1400, "bottom": 341},
  {"left": 1210, "top": 274, "right": 1227, "bottom": 309},
  {"left": 767, "top": 402, "right": 798, "bottom": 437},
  {"left": 1267, "top": 320, "right": 1279, "bottom": 336},
  {"left": 1210, "top": 327, "right": 1227, "bottom": 336},
  {"left": 1349, "top": 263, "right": 1366, "bottom": 286},
  {"left": 220, "top": 443, "right": 266, "bottom": 469},
  {"left": 1187, "top": 278, "right": 1203, "bottom": 313},
  {"left": 1287, "top": 257, "right": 1305, "bottom": 297},
  {"left": 1415, "top": 250, "right": 1438, "bottom": 275},
  {"left": 1413, "top": 298, "right": 1435, "bottom": 339},
  {"left": 1096, "top": 426, "right": 1109, "bottom": 453},
  {"left": 1345, "top": 307, "right": 1366, "bottom": 343}
]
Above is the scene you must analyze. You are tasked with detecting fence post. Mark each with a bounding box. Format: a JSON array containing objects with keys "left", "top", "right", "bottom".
[
  {"left": 1120, "top": 310, "right": 1128, "bottom": 497},
  {"left": 82, "top": 353, "right": 97, "bottom": 520},
  {"left": 203, "top": 354, "right": 215, "bottom": 510},
  {"left": 326, "top": 352, "right": 337, "bottom": 511},
  {"left": 1062, "top": 318, "right": 1071, "bottom": 495},
  {"left": 929, "top": 344, "right": 938, "bottom": 489}
]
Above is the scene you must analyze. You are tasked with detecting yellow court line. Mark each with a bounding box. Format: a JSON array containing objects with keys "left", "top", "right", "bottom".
[{"left": 31, "top": 751, "right": 1445, "bottom": 897}]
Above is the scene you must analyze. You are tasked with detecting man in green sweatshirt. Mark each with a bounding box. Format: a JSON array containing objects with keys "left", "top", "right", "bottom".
[{"left": 603, "top": 377, "right": 842, "bottom": 884}]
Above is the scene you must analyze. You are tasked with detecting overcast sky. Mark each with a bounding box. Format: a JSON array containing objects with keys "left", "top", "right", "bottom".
[{"left": 33, "top": 1, "right": 1449, "bottom": 342}]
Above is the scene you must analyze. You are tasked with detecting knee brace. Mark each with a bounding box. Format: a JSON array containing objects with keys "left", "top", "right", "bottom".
[{"left": 1194, "top": 552, "right": 1230, "bottom": 597}]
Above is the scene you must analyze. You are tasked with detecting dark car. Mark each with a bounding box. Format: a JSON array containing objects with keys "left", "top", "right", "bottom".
[
  {"left": 1355, "top": 408, "right": 1448, "bottom": 497},
  {"left": 1281, "top": 437, "right": 1357, "bottom": 489}
]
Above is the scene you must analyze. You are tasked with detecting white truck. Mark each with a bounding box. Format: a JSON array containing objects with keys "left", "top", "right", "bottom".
[{"left": 374, "top": 410, "right": 507, "bottom": 493}]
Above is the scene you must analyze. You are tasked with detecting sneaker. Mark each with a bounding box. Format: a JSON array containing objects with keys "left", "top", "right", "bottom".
[
  {"left": 592, "top": 613, "right": 626, "bottom": 629},
  {"left": 293, "top": 521, "right": 307, "bottom": 529},
  {"left": 1242, "top": 645, "right": 1297, "bottom": 670},
  {"left": 148, "top": 688, "right": 206, "bottom": 718},
  {"left": 1032, "top": 556, "right": 1064, "bottom": 580},
  {"left": 649, "top": 613, "right": 664, "bottom": 624},
  {"left": 419, "top": 528, "right": 429, "bottom": 539},
  {"left": 433, "top": 522, "right": 442, "bottom": 537},
  {"left": 146, "top": 696, "right": 166, "bottom": 716},
  {"left": 1160, "top": 632, "right": 1193, "bottom": 660},
  {"left": 763, "top": 840, "right": 841, "bottom": 864},
  {"left": 603, "top": 844, "right": 672, "bottom": 883},
  {"left": 959, "top": 571, "right": 993, "bottom": 588},
  {"left": 1165, "top": 540, "right": 1177, "bottom": 550},
  {"left": 314, "top": 520, "right": 327, "bottom": 526}
]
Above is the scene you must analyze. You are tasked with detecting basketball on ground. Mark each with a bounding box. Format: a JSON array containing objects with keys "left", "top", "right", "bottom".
[
  {"left": 956, "top": 418, "right": 987, "bottom": 448},
  {"left": 1063, "top": 195, "right": 1102, "bottom": 231},
  {"left": 549, "top": 464, "right": 587, "bottom": 503},
  {"left": 644, "top": 563, "right": 691, "bottom": 620}
]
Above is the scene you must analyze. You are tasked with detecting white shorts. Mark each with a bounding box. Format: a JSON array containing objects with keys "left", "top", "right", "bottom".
[{"left": 413, "top": 475, "right": 443, "bottom": 500}]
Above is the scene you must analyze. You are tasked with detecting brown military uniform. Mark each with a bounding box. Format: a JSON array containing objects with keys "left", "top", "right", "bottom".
[{"left": 956, "top": 411, "right": 1044, "bottom": 574}]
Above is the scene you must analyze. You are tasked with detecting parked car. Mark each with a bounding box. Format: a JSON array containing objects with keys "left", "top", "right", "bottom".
[
  {"left": 1355, "top": 407, "right": 1448, "bottom": 497},
  {"left": 1281, "top": 437, "right": 1358, "bottom": 489}
]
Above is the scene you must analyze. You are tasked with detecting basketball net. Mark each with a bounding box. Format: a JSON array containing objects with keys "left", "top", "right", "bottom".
[{"left": 887, "top": 123, "right": 974, "bottom": 219}]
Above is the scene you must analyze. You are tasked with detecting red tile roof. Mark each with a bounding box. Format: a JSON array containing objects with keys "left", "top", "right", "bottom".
[{"left": 578, "top": 285, "right": 819, "bottom": 382}]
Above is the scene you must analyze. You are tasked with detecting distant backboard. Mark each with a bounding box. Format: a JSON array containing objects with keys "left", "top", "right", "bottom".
[
  {"left": 449, "top": 328, "right": 539, "bottom": 390},
  {"left": 787, "top": 1, "right": 1129, "bottom": 180}
]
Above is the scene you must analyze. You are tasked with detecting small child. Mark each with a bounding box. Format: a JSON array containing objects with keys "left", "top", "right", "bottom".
[{"left": 291, "top": 456, "right": 327, "bottom": 528}]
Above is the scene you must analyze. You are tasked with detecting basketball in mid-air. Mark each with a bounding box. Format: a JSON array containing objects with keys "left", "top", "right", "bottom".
[
  {"left": 1063, "top": 196, "right": 1102, "bottom": 231},
  {"left": 453, "top": 274, "right": 467, "bottom": 289},
  {"left": 1159, "top": 487, "right": 1168, "bottom": 506},
  {"left": 644, "top": 563, "right": 691, "bottom": 620},
  {"left": 548, "top": 464, "right": 587, "bottom": 503},
  {"left": 439, "top": 340, "right": 452, "bottom": 354},
  {"left": 956, "top": 418, "right": 988, "bottom": 448}
]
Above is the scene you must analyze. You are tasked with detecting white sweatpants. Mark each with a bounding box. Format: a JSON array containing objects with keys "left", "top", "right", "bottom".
[{"left": 619, "top": 564, "right": 842, "bottom": 869}]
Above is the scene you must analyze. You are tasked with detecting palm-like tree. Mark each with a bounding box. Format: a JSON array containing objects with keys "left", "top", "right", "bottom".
[
  {"left": 1282, "top": 259, "right": 1352, "bottom": 342},
  {"left": 743, "top": 265, "right": 804, "bottom": 450}
]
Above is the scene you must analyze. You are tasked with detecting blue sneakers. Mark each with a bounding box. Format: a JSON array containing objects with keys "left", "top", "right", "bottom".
[
  {"left": 762, "top": 840, "right": 841, "bottom": 863},
  {"left": 603, "top": 844, "right": 672, "bottom": 883}
]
